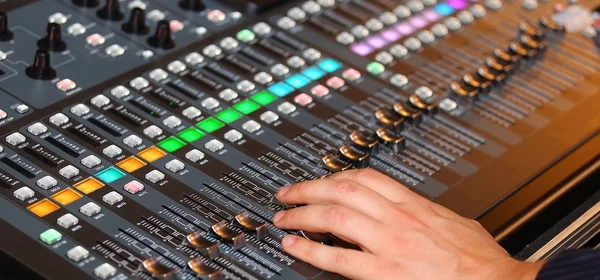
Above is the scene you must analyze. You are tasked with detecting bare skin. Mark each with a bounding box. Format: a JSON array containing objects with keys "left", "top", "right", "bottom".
[{"left": 273, "top": 169, "right": 544, "bottom": 280}]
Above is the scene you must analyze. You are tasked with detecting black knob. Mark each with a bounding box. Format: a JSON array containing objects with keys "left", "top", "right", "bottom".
[
  {"left": 179, "top": 0, "right": 206, "bottom": 11},
  {"left": 26, "top": 49, "right": 56, "bottom": 80},
  {"left": 97, "top": 0, "right": 123, "bottom": 21},
  {"left": 72, "top": 0, "right": 99, "bottom": 7},
  {"left": 147, "top": 20, "right": 175, "bottom": 49},
  {"left": 37, "top": 23, "right": 67, "bottom": 52},
  {"left": 122, "top": 8, "right": 148, "bottom": 35},
  {"left": 0, "top": 11, "right": 13, "bottom": 41}
]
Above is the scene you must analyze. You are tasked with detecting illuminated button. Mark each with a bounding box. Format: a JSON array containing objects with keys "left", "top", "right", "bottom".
[
  {"left": 203, "top": 44, "right": 222, "bottom": 58},
  {"left": 95, "top": 167, "right": 125, "bottom": 184},
  {"left": 294, "top": 93, "right": 313, "bottom": 106},
  {"left": 67, "top": 23, "right": 86, "bottom": 36},
  {"left": 286, "top": 74, "right": 311, "bottom": 89},
  {"left": 124, "top": 180, "right": 144, "bottom": 194},
  {"left": 149, "top": 69, "right": 169, "bottom": 81},
  {"left": 27, "top": 122, "right": 48, "bottom": 136},
  {"left": 0, "top": 109, "right": 6, "bottom": 120},
  {"left": 169, "top": 20, "right": 184, "bottom": 32},
  {"left": 326, "top": 76, "right": 345, "bottom": 89},
  {"left": 216, "top": 108, "right": 243, "bottom": 124},
  {"left": 81, "top": 155, "right": 101, "bottom": 168},
  {"left": 40, "top": 229, "right": 62, "bottom": 245},
  {"left": 94, "top": 263, "right": 117, "bottom": 280},
  {"left": 186, "top": 52, "right": 204, "bottom": 65},
  {"left": 147, "top": 10, "right": 165, "bottom": 22},
  {"left": 74, "top": 177, "right": 105, "bottom": 194},
  {"left": 163, "top": 116, "right": 182, "bottom": 128},
  {"left": 287, "top": 56, "right": 305, "bottom": 69},
  {"left": 141, "top": 50, "right": 154, "bottom": 59},
  {"left": 143, "top": 125, "right": 163, "bottom": 138},
  {"left": 302, "top": 48, "right": 321, "bottom": 61},
  {"left": 207, "top": 9, "right": 226, "bottom": 23},
  {"left": 13, "top": 186, "right": 35, "bottom": 201},
  {"left": 91, "top": 94, "right": 110, "bottom": 107},
  {"left": 145, "top": 170, "right": 165, "bottom": 183},
  {"left": 57, "top": 213, "right": 79, "bottom": 229},
  {"left": 232, "top": 99, "right": 260, "bottom": 115},
  {"left": 302, "top": 66, "right": 325, "bottom": 80},
  {"left": 242, "top": 120, "right": 261, "bottom": 133},
  {"left": 70, "top": 104, "right": 90, "bottom": 117},
  {"left": 205, "top": 139, "right": 224, "bottom": 152},
  {"left": 59, "top": 165, "right": 80, "bottom": 179},
  {"left": 15, "top": 104, "right": 29, "bottom": 114},
  {"left": 102, "top": 145, "right": 122, "bottom": 158},
  {"left": 268, "top": 82, "right": 294, "bottom": 97},
  {"left": 317, "top": 0, "right": 335, "bottom": 7},
  {"left": 102, "top": 191, "right": 123, "bottom": 206},
  {"left": 236, "top": 29, "right": 255, "bottom": 43},
  {"left": 165, "top": 159, "right": 185, "bottom": 173},
  {"left": 86, "top": 33, "right": 105, "bottom": 46},
  {"left": 67, "top": 246, "right": 89, "bottom": 262},
  {"left": 28, "top": 199, "right": 60, "bottom": 217},
  {"left": 237, "top": 80, "right": 255, "bottom": 92},
  {"left": 254, "top": 72, "right": 273, "bottom": 85},
  {"left": 201, "top": 97, "right": 220, "bottom": 110},
  {"left": 80, "top": 202, "right": 101, "bottom": 217},
  {"left": 197, "top": 118, "right": 224, "bottom": 133},
  {"left": 185, "top": 149, "right": 205, "bottom": 163},
  {"left": 366, "top": 62, "right": 385, "bottom": 75},
  {"left": 220, "top": 37, "right": 239, "bottom": 50},
  {"left": 178, "top": 127, "right": 205, "bottom": 142},
  {"left": 56, "top": 79, "right": 77, "bottom": 92},
  {"left": 117, "top": 156, "right": 146, "bottom": 173},
  {"left": 277, "top": 102, "right": 296, "bottom": 115},
  {"left": 253, "top": 22, "right": 272, "bottom": 36},
  {"left": 123, "top": 135, "right": 143, "bottom": 148},
  {"left": 5, "top": 132, "right": 25, "bottom": 146},
  {"left": 51, "top": 188, "right": 82, "bottom": 205},
  {"left": 138, "top": 146, "right": 166, "bottom": 163},
  {"left": 130, "top": 77, "right": 149, "bottom": 90},
  {"left": 105, "top": 44, "right": 125, "bottom": 57},
  {"left": 310, "top": 85, "right": 329, "bottom": 97},
  {"left": 37, "top": 176, "right": 58, "bottom": 190},
  {"left": 183, "top": 106, "right": 202, "bottom": 119},
  {"left": 260, "top": 111, "right": 279, "bottom": 124},
  {"left": 342, "top": 68, "right": 362, "bottom": 81},
  {"left": 111, "top": 85, "right": 130, "bottom": 98},
  {"left": 318, "top": 58, "right": 342, "bottom": 73},
  {"left": 250, "top": 91, "right": 276, "bottom": 106}
]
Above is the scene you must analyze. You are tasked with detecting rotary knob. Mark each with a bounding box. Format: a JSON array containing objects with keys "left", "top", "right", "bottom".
[
  {"left": 147, "top": 20, "right": 175, "bottom": 49},
  {"left": 122, "top": 7, "right": 149, "bottom": 35},
  {"left": 97, "top": 0, "right": 124, "bottom": 21},
  {"left": 179, "top": 0, "right": 206, "bottom": 11},
  {"left": 26, "top": 49, "right": 57, "bottom": 80},
  {"left": 72, "top": 0, "right": 99, "bottom": 7},
  {"left": 0, "top": 11, "right": 13, "bottom": 41},
  {"left": 37, "top": 23, "right": 67, "bottom": 52}
]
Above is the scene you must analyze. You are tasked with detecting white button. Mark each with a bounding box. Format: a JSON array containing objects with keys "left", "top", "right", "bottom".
[
  {"left": 130, "top": 77, "right": 149, "bottom": 90},
  {"left": 128, "top": 0, "right": 147, "bottom": 9},
  {"left": 201, "top": 97, "right": 220, "bottom": 110},
  {"left": 48, "top": 13, "right": 68, "bottom": 24},
  {"left": 444, "top": 17, "right": 462, "bottom": 31},
  {"left": 57, "top": 213, "right": 79, "bottom": 229},
  {"left": 195, "top": 26, "right": 208, "bottom": 36},
  {"left": 49, "top": 113, "right": 69, "bottom": 126},
  {"left": 219, "top": 89, "right": 238, "bottom": 102},
  {"left": 143, "top": 125, "right": 163, "bottom": 138},
  {"left": 182, "top": 106, "right": 202, "bottom": 119},
  {"left": 470, "top": 4, "right": 487, "bottom": 18},
  {"left": 91, "top": 94, "right": 110, "bottom": 107},
  {"left": 485, "top": 0, "right": 502, "bottom": 10},
  {"left": 185, "top": 149, "right": 205, "bottom": 163},
  {"left": 202, "top": 44, "right": 222, "bottom": 58},
  {"left": 111, "top": 86, "right": 131, "bottom": 98},
  {"left": 254, "top": 72, "right": 273, "bottom": 85},
  {"left": 149, "top": 69, "right": 169, "bottom": 81},
  {"left": 431, "top": 23, "right": 449, "bottom": 37},
  {"left": 224, "top": 129, "right": 243, "bottom": 142},
  {"left": 287, "top": 7, "right": 307, "bottom": 20},
  {"left": 123, "top": 135, "right": 143, "bottom": 148},
  {"left": 317, "top": 0, "right": 335, "bottom": 7},
  {"left": 94, "top": 263, "right": 117, "bottom": 280},
  {"left": 67, "top": 246, "right": 89, "bottom": 262},
  {"left": 379, "top": 12, "right": 398, "bottom": 25},
  {"left": 415, "top": 86, "right": 433, "bottom": 99},
  {"left": 375, "top": 52, "right": 394, "bottom": 65},
  {"left": 13, "top": 186, "right": 35, "bottom": 201},
  {"left": 365, "top": 18, "right": 384, "bottom": 32},
  {"left": 394, "top": 5, "right": 411, "bottom": 19},
  {"left": 102, "top": 145, "right": 122, "bottom": 158},
  {"left": 163, "top": 116, "right": 182, "bottom": 128},
  {"left": 105, "top": 44, "right": 125, "bottom": 57},
  {"left": 6, "top": 132, "right": 26, "bottom": 146},
  {"left": 457, "top": 11, "right": 474, "bottom": 24},
  {"left": 220, "top": 37, "right": 239, "bottom": 49},
  {"left": 277, "top": 16, "right": 296, "bottom": 30},
  {"left": 407, "top": 0, "right": 424, "bottom": 12},
  {"left": 260, "top": 111, "right": 279, "bottom": 124},
  {"left": 302, "top": 48, "right": 321, "bottom": 61},
  {"left": 403, "top": 37, "right": 422, "bottom": 51},
  {"left": 70, "top": 104, "right": 90, "bottom": 117},
  {"left": 59, "top": 165, "right": 80, "bottom": 179},
  {"left": 390, "top": 74, "right": 409, "bottom": 88},
  {"left": 302, "top": 1, "right": 322, "bottom": 13},
  {"left": 417, "top": 31, "right": 435, "bottom": 44},
  {"left": 351, "top": 25, "right": 369, "bottom": 38},
  {"left": 81, "top": 155, "right": 101, "bottom": 168},
  {"left": 67, "top": 23, "right": 86, "bottom": 36},
  {"left": 185, "top": 52, "right": 204, "bottom": 65},
  {"left": 253, "top": 22, "right": 272, "bottom": 35},
  {"left": 27, "top": 123, "right": 48, "bottom": 136},
  {"left": 147, "top": 10, "right": 166, "bottom": 22},
  {"left": 80, "top": 202, "right": 101, "bottom": 217},
  {"left": 242, "top": 120, "right": 261, "bottom": 133},
  {"left": 205, "top": 139, "right": 225, "bottom": 152},
  {"left": 145, "top": 170, "right": 165, "bottom": 183},
  {"left": 124, "top": 180, "right": 144, "bottom": 194},
  {"left": 439, "top": 98, "right": 458, "bottom": 112},
  {"left": 36, "top": 176, "right": 58, "bottom": 190},
  {"left": 102, "top": 191, "right": 123, "bottom": 206},
  {"left": 236, "top": 80, "right": 255, "bottom": 92},
  {"left": 15, "top": 104, "right": 29, "bottom": 114},
  {"left": 167, "top": 61, "right": 187, "bottom": 73},
  {"left": 165, "top": 159, "right": 185, "bottom": 173},
  {"left": 287, "top": 56, "right": 306, "bottom": 69},
  {"left": 336, "top": 32, "right": 355, "bottom": 45}
]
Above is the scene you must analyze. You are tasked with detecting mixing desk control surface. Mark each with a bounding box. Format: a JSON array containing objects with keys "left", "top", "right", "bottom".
[{"left": 0, "top": 0, "right": 599, "bottom": 279}]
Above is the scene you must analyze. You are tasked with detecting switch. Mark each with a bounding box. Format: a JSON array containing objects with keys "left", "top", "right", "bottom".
[
  {"left": 39, "top": 229, "right": 62, "bottom": 245},
  {"left": 80, "top": 202, "right": 101, "bottom": 217},
  {"left": 57, "top": 213, "right": 79, "bottom": 229},
  {"left": 67, "top": 246, "right": 89, "bottom": 262},
  {"left": 102, "top": 191, "right": 123, "bottom": 206}
]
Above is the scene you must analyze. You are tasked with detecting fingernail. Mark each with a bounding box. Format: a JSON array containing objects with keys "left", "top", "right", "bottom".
[
  {"left": 282, "top": 235, "right": 298, "bottom": 248},
  {"left": 273, "top": 210, "right": 287, "bottom": 223},
  {"left": 277, "top": 185, "right": 291, "bottom": 197}
]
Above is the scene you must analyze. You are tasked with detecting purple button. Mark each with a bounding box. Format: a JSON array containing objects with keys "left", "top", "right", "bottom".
[
  {"left": 366, "top": 36, "right": 387, "bottom": 49},
  {"left": 423, "top": 9, "right": 442, "bottom": 21},
  {"left": 350, "top": 43, "right": 374, "bottom": 56},
  {"left": 448, "top": 0, "right": 468, "bottom": 9},
  {"left": 395, "top": 22, "right": 415, "bottom": 35},
  {"left": 381, "top": 29, "right": 401, "bottom": 42},
  {"left": 409, "top": 16, "right": 428, "bottom": 28}
]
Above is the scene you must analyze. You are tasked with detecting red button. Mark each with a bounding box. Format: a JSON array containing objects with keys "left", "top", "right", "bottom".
[
  {"left": 170, "top": 20, "right": 184, "bottom": 32},
  {"left": 56, "top": 79, "right": 77, "bottom": 92},
  {"left": 326, "top": 76, "right": 345, "bottom": 89},
  {"left": 86, "top": 33, "right": 105, "bottom": 46},
  {"left": 124, "top": 180, "right": 144, "bottom": 194},
  {"left": 294, "top": 93, "right": 313, "bottom": 106},
  {"left": 342, "top": 68, "right": 361, "bottom": 81},
  {"left": 310, "top": 85, "right": 329, "bottom": 97}
]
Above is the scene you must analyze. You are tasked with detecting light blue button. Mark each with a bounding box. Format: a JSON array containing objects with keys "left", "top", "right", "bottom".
[
  {"left": 318, "top": 58, "right": 342, "bottom": 73},
  {"left": 302, "top": 66, "right": 326, "bottom": 80},
  {"left": 268, "top": 82, "right": 295, "bottom": 97},
  {"left": 96, "top": 167, "right": 126, "bottom": 183},
  {"left": 285, "top": 74, "right": 311, "bottom": 89},
  {"left": 434, "top": 3, "right": 454, "bottom": 16}
]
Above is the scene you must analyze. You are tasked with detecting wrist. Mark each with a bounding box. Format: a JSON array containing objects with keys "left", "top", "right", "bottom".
[{"left": 492, "top": 259, "right": 545, "bottom": 280}]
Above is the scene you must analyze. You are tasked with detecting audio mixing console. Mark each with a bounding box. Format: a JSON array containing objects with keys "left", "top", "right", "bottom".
[{"left": 0, "top": 0, "right": 599, "bottom": 279}]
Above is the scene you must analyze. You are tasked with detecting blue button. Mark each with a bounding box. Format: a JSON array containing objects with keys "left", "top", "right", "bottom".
[
  {"left": 268, "top": 82, "right": 295, "bottom": 97},
  {"left": 285, "top": 74, "right": 311, "bottom": 89},
  {"left": 318, "top": 58, "right": 342, "bottom": 73},
  {"left": 96, "top": 167, "right": 126, "bottom": 183},
  {"left": 434, "top": 3, "right": 454, "bottom": 16},
  {"left": 302, "top": 66, "right": 326, "bottom": 80}
]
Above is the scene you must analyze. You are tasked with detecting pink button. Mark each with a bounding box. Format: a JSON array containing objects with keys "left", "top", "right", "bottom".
[
  {"left": 207, "top": 9, "right": 226, "bottom": 23},
  {"left": 310, "top": 85, "right": 330, "bottom": 97},
  {"left": 170, "top": 20, "right": 184, "bottom": 32},
  {"left": 86, "top": 33, "right": 105, "bottom": 46},
  {"left": 124, "top": 180, "right": 144, "bottom": 194},
  {"left": 294, "top": 93, "right": 313, "bottom": 106},
  {"left": 326, "top": 76, "right": 345, "bottom": 89},
  {"left": 342, "top": 68, "right": 361, "bottom": 81},
  {"left": 0, "top": 109, "right": 6, "bottom": 120},
  {"left": 56, "top": 79, "right": 77, "bottom": 92}
]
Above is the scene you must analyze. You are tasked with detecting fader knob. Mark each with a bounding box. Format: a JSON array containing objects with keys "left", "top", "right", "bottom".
[
  {"left": 37, "top": 23, "right": 67, "bottom": 52},
  {"left": 179, "top": 0, "right": 206, "bottom": 11},
  {"left": 147, "top": 20, "right": 175, "bottom": 49},
  {"left": 96, "top": 0, "right": 124, "bottom": 21},
  {"left": 0, "top": 11, "right": 13, "bottom": 41},
  {"left": 122, "top": 8, "right": 148, "bottom": 35},
  {"left": 26, "top": 49, "right": 56, "bottom": 80},
  {"left": 72, "top": 0, "right": 99, "bottom": 7}
]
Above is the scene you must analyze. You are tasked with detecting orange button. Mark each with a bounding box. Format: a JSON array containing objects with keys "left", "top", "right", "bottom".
[
  {"left": 51, "top": 188, "right": 82, "bottom": 206},
  {"left": 27, "top": 199, "right": 60, "bottom": 217},
  {"left": 74, "top": 177, "right": 104, "bottom": 194},
  {"left": 137, "top": 146, "right": 166, "bottom": 163},
  {"left": 117, "top": 156, "right": 147, "bottom": 172}
]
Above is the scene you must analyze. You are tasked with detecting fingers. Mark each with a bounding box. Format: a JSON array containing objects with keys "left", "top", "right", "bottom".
[
  {"left": 276, "top": 178, "right": 396, "bottom": 221},
  {"left": 282, "top": 235, "right": 390, "bottom": 280}
]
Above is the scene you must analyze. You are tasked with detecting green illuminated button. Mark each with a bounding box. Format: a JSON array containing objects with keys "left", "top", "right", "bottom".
[
  {"left": 236, "top": 29, "right": 256, "bottom": 43},
  {"left": 178, "top": 128, "right": 205, "bottom": 142},
  {"left": 197, "top": 117, "right": 225, "bottom": 133},
  {"left": 251, "top": 91, "right": 277, "bottom": 105},
  {"left": 233, "top": 99, "right": 260, "bottom": 114},
  {"left": 158, "top": 136, "right": 186, "bottom": 152},
  {"left": 216, "top": 108, "right": 243, "bottom": 124},
  {"left": 366, "top": 62, "right": 385, "bottom": 75},
  {"left": 40, "top": 228, "right": 62, "bottom": 245},
  {"left": 96, "top": 167, "right": 126, "bottom": 183}
]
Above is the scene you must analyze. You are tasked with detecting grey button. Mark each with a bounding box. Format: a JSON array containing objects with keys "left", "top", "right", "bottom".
[
  {"left": 431, "top": 23, "right": 449, "bottom": 37},
  {"left": 260, "top": 111, "right": 279, "bottom": 124},
  {"left": 70, "top": 104, "right": 90, "bottom": 117},
  {"left": 94, "top": 263, "right": 117, "bottom": 280},
  {"left": 423, "top": 0, "right": 437, "bottom": 5},
  {"left": 253, "top": 22, "right": 272, "bottom": 36},
  {"left": 13, "top": 186, "right": 34, "bottom": 201},
  {"left": 242, "top": 120, "right": 261, "bottom": 133},
  {"left": 182, "top": 106, "right": 202, "bottom": 119},
  {"left": 147, "top": 10, "right": 165, "bottom": 22},
  {"left": 111, "top": 85, "right": 130, "bottom": 98},
  {"left": 57, "top": 213, "right": 79, "bottom": 229},
  {"left": 287, "top": 7, "right": 306, "bottom": 20},
  {"left": 302, "top": 1, "right": 321, "bottom": 13},
  {"left": 365, "top": 18, "right": 383, "bottom": 32},
  {"left": 415, "top": 86, "right": 433, "bottom": 99},
  {"left": 375, "top": 52, "right": 394, "bottom": 65},
  {"left": 67, "top": 246, "right": 89, "bottom": 262},
  {"left": 393, "top": 5, "right": 411, "bottom": 19},
  {"left": 195, "top": 26, "right": 208, "bottom": 36},
  {"left": 105, "top": 44, "right": 125, "bottom": 57},
  {"left": 123, "top": 135, "right": 143, "bottom": 148},
  {"left": 336, "top": 32, "right": 355, "bottom": 45},
  {"left": 15, "top": 104, "right": 29, "bottom": 114},
  {"left": 277, "top": 102, "right": 296, "bottom": 115},
  {"left": 145, "top": 170, "right": 165, "bottom": 183},
  {"left": 237, "top": 80, "right": 255, "bottom": 92},
  {"left": 81, "top": 155, "right": 101, "bottom": 168},
  {"left": 91, "top": 95, "right": 110, "bottom": 107},
  {"left": 37, "top": 176, "right": 58, "bottom": 190},
  {"left": 521, "top": 0, "right": 538, "bottom": 10},
  {"left": 403, "top": 37, "right": 422, "bottom": 51},
  {"left": 202, "top": 44, "right": 222, "bottom": 58},
  {"left": 582, "top": 26, "right": 597, "bottom": 38},
  {"left": 48, "top": 12, "right": 68, "bottom": 24},
  {"left": 59, "top": 165, "right": 80, "bottom": 179},
  {"left": 6, "top": 132, "right": 26, "bottom": 146},
  {"left": 67, "top": 23, "right": 86, "bottom": 36},
  {"left": 277, "top": 16, "right": 296, "bottom": 30},
  {"left": 80, "top": 202, "right": 101, "bottom": 217},
  {"left": 185, "top": 149, "right": 205, "bottom": 163},
  {"left": 417, "top": 30, "right": 435, "bottom": 44},
  {"left": 407, "top": 0, "right": 424, "bottom": 12},
  {"left": 201, "top": 97, "right": 220, "bottom": 110},
  {"left": 317, "top": 0, "right": 335, "bottom": 7},
  {"left": 143, "top": 125, "right": 163, "bottom": 138},
  {"left": 271, "top": 63, "right": 290, "bottom": 76},
  {"left": 444, "top": 17, "right": 462, "bottom": 31},
  {"left": 351, "top": 25, "right": 369, "bottom": 38},
  {"left": 185, "top": 52, "right": 204, "bottom": 65},
  {"left": 27, "top": 123, "right": 48, "bottom": 136},
  {"left": 389, "top": 44, "right": 408, "bottom": 58},
  {"left": 49, "top": 113, "right": 70, "bottom": 126},
  {"left": 224, "top": 130, "right": 243, "bottom": 142},
  {"left": 102, "top": 145, "right": 122, "bottom": 158},
  {"left": 253, "top": 72, "right": 273, "bottom": 85},
  {"left": 470, "top": 4, "right": 487, "bottom": 18},
  {"left": 167, "top": 61, "right": 187, "bottom": 73},
  {"left": 130, "top": 77, "right": 149, "bottom": 90},
  {"left": 390, "top": 74, "right": 409, "bottom": 88},
  {"left": 102, "top": 191, "right": 123, "bottom": 206},
  {"left": 205, "top": 139, "right": 224, "bottom": 152},
  {"left": 128, "top": 0, "right": 147, "bottom": 9},
  {"left": 219, "top": 89, "right": 239, "bottom": 102},
  {"left": 149, "top": 69, "right": 169, "bottom": 81},
  {"left": 439, "top": 98, "right": 458, "bottom": 112},
  {"left": 457, "top": 11, "right": 474, "bottom": 24},
  {"left": 220, "top": 37, "right": 239, "bottom": 50},
  {"left": 165, "top": 159, "right": 185, "bottom": 173},
  {"left": 379, "top": 12, "right": 398, "bottom": 25},
  {"left": 163, "top": 116, "right": 182, "bottom": 128},
  {"left": 287, "top": 56, "right": 305, "bottom": 69},
  {"left": 302, "top": 48, "right": 321, "bottom": 61}
]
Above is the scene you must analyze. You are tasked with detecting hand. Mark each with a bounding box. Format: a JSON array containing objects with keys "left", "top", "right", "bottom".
[{"left": 273, "top": 169, "right": 544, "bottom": 280}]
